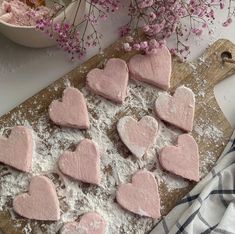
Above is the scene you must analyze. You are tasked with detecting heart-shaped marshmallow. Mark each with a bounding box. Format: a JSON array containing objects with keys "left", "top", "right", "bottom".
[
  {"left": 0, "top": 126, "right": 33, "bottom": 172},
  {"left": 58, "top": 139, "right": 101, "bottom": 185},
  {"left": 128, "top": 46, "right": 171, "bottom": 90},
  {"left": 86, "top": 58, "right": 129, "bottom": 104},
  {"left": 159, "top": 134, "right": 199, "bottom": 181},
  {"left": 13, "top": 176, "right": 60, "bottom": 220},
  {"left": 155, "top": 86, "right": 195, "bottom": 132},
  {"left": 116, "top": 170, "right": 161, "bottom": 219},
  {"left": 49, "top": 87, "right": 90, "bottom": 129},
  {"left": 60, "top": 212, "right": 106, "bottom": 234},
  {"left": 117, "top": 116, "right": 158, "bottom": 158}
]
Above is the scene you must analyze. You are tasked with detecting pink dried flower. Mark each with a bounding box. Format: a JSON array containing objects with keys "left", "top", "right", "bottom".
[
  {"left": 149, "top": 39, "right": 159, "bottom": 48},
  {"left": 123, "top": 42, "right": 132, "bottom": 51},
  {"left": 220, "top": 2, "right": 225, "bottom": 9},
  {"left": 133, "top": 43, "right": 140, "bottom": 50},
  {"left": 138, "top": 0, "right": 154, "bottom": 9},
  {"left": 92, "top": 0, "right": 120, "bottom": 12},
  {"left": 119, "top": 24, "right": 131, "bottom": 37},
  {"left": 192, "top": 28, "right": 203, "bottom": 36},
  {"left": 148, "top": 12, "right": 156, "bottom": 21},
  {"left": 140, "top": 41, "right": 148, "bottom": 50},
  {"left": 142, "top": 25, "right": 150, "bottom": 33}
]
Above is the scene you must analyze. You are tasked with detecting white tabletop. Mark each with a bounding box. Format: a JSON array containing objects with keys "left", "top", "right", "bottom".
[{"left": 0, "top": 8, "right": 235, "bottom": 128}]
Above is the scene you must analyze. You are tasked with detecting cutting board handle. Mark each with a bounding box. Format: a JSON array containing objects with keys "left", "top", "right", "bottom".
[{"left": 195, "top": 39, "right": 235, "bottom": 88}]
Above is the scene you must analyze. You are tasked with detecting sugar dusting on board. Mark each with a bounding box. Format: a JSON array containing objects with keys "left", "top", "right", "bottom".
[
  {"left": 0, "top": 63, "right": 224, "bottom": 234},
  {"left": 188, "top": 56, "right": 226, "bottom": 176}
]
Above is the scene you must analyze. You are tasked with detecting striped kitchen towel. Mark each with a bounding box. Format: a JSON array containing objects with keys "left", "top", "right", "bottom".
[{"left": 151, "top": 130, "right": 235, "bottom": 234}]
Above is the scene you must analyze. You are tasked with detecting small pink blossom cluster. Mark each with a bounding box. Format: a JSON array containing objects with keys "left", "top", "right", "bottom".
[
  {"left": 36, "top": 0, "right": 117, "bottom": 59},
  {"left": 37, "top": 19, "right": 86, "bottom": 59},
  {"left": 53, "top": 22, "right": 85, "bottom": 59},
  {"left": 36, "top": 0, "right": 234, "bottom": 59},
  {"left": 137, "top": 0, "right": 154, "bottom": 9},
  {"left": 123, "top": 37, "right": 165, "bottom": 55},
  {"left": 91, "top": 0, "right": 120, "bottom": 12},
  {"left": 120, "top": 0, "right": 231, "bottom": 58}
]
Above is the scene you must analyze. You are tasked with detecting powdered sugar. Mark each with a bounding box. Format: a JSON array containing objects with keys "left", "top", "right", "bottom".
[
  {"left": 194, "top": 123, "right": 223, "bottom": 143},
  {"left": 0, "top": 73, "right": 224, "bottom": 233}
]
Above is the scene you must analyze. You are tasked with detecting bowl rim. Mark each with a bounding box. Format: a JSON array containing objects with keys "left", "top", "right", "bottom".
[{"left": 0, "top": 20, "right": 36, "bottom": 28}]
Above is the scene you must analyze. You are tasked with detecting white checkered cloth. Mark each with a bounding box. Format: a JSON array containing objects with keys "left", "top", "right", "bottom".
[{"left": 150, "top": 130, "right": 235, "bottom": 234}]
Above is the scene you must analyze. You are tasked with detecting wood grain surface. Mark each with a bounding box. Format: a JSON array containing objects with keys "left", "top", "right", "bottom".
[{"left": 1, "top": 38, "right": 235, "bottom": 234}]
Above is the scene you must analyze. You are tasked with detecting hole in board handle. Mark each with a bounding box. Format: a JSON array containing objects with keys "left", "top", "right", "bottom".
[{"left": 221, "top": 51, "right": 235, "bottom": 64}]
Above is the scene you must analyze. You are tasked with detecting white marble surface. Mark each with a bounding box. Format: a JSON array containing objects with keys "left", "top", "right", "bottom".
[{"left": 0, "top": 6, "right": 235, "bottom": 127}]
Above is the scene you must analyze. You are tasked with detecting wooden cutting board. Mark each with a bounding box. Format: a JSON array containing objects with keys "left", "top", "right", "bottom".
[{"left": 0, "top": 38, "right": 235, "bottom": 234}]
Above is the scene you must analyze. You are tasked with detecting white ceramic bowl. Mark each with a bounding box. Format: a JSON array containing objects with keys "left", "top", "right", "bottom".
[{"left": 0, "top": 0, "right": 86, "bottom": 48}]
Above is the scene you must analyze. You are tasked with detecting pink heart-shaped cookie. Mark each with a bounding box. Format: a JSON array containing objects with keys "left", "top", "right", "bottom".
[
  {"left": 128, "top": 46, "right": 171, "bottom": 90},
  {"left": 116, "top": 170, "right": 161, "bottom": 219},
  {"left": 159, "top": 134, "right": 200, "bottom": 181},
  {"left": 0, "top": 126, "right": 33, "bottom": 172},
  {"left": 86, "top": 58, "right": 129, "bottom": 104},
  {"left": 49, "top": 87, "right": 90, "bottom": 129},
  {"left": 60, "top": 212, "right": 106, "bottom": 234},
  {"left": 58, "top": 139, "right": 101, "bottom": 185},
  {"left": 155, "top": 86, "right": 195, "bottom": 132},
  {"left": 13, "top": 176, "right": 60, "bottom": 220},
  {"left": 117, "top": 116, "right": 158, "bottom": 158}
]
